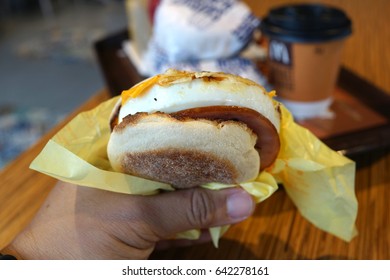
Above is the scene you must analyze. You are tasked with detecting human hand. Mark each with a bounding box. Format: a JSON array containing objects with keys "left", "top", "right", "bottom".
[{"left": 5, "top": 181, "right": 254, "bottom": 259}]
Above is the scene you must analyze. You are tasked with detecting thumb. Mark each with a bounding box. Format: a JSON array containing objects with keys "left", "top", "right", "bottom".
[{"left": 136, "top": 187, "right": 255, "bottom": 240}]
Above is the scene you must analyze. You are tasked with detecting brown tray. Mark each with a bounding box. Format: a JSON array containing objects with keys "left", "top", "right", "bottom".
[{"left": 94, "top": 29, "right": 390, "bottom": 160}]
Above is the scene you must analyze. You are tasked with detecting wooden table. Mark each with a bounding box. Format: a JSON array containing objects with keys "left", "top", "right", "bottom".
[
  {"left": 1, "top": 88, "right": 389, "bottom": 259},
  {"left": 0, "top": 91, "right": 110, "bottom": 250}
]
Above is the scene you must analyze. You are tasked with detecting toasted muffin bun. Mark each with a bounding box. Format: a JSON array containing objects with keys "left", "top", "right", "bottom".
[
  {"left": 117, "top": 69, "right": 281, "bottom": 132},
  {"left": 107, "top": 69, "right": 281, "bottom": 189},
  {"left": 108, "top": 113, "right": 260, "bottom": 188}
]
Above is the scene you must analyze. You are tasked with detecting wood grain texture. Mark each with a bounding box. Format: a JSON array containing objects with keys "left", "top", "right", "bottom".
[
  {"left": 151, "top": 149, "right": 390, "bottom": 260},
  {"left": 0, "top": 91, "right": 110, "bottom": 249},
  {"left": 244, "top": 0, "right": 390, "bottom": 94}
]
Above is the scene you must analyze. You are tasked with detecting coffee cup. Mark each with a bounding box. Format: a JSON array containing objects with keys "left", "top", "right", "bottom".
[{"left": 260, "top": 4, "right": 352, "bottom": 120}]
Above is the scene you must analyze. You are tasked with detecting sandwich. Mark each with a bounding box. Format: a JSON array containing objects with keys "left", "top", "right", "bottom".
[{"left": 107, "top": 69, "right": 281, "bottom": 189}]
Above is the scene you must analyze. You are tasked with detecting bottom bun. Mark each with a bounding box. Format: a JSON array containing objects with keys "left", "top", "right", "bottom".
[{"left": 107, "top": 112, "right": 260, "bottom": 188}]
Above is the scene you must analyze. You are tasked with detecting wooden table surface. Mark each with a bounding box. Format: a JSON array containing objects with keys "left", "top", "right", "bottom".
[
  {"left": 0, "top": 91, "right": 110, "bottom": 251},
  {"left": 0, "top": 88, "right": 389, "bottom": 259}
]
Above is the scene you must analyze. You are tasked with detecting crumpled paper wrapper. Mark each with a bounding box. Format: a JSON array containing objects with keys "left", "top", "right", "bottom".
[{"left": 30, "top": 96, "right": 357, "bottom": 247}]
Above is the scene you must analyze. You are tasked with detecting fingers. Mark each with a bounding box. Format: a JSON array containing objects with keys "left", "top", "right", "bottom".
[
  {"left": 154, "top": 230, "right": 212, "bottom": 251},
  {"left": 126, "top": 187, "right": 255, "bottom": 241}
]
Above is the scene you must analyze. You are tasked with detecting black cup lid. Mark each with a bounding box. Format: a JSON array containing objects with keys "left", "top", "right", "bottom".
[{"left": 260, "top": 4, "right": 352, "bottom": 42}]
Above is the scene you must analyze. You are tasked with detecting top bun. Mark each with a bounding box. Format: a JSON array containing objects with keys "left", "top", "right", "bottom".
[{"left": 118, "top": 69, "right": 280, "bottom": 132}]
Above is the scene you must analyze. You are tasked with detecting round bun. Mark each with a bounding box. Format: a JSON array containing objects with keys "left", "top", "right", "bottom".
[
  {"left": 107, "top": 69, "right": 281, "bottom": 188},
  {"left": 107, "top": 112, "right": 260, "bottom": 188}
]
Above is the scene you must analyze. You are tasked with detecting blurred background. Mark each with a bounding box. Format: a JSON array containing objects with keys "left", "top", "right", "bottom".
[
  {"left": 0, "top": 0, "right": 389, "bottom": 169},
  {"left": 0, "top": 0, "right": 127, "bottom": 168}
]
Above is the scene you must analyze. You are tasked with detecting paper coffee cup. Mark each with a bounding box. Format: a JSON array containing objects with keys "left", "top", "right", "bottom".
[{"left": 261, "top": 4, "right": 352, "bottom": 120}]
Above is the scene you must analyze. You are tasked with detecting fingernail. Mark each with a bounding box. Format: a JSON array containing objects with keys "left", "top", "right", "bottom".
[{"left": 226, "top": 189, "right": 254, "bottom": 220}]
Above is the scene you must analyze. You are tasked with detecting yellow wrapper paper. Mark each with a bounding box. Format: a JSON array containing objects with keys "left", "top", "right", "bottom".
[{"left": 30, "top": 96, "right": 357, "bottom": 246}]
